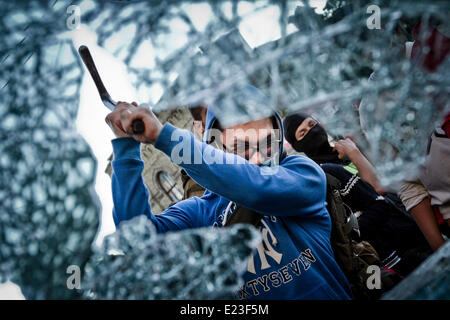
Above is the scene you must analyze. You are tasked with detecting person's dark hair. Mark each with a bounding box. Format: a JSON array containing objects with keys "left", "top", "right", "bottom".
[
  {"left": 283, "top": 112, "right": 309, "bottom": 146},
  {"left": 189, "top": 105, "right": 206, "bottom": 121},
  {"left": 270, "top": 115, "right": 278, "bottom": 130},
  {"left": 208, "top": 115, "right": 278, "bottom": 145},
  {"left": 213, "top": 115, "right": 278, "bottom": 133},
  {"left": 207, "top": 118, "right": 223, "bottom": 145},
  {"left": 211, "top": 118, "right": 224, "bottom": 132}
]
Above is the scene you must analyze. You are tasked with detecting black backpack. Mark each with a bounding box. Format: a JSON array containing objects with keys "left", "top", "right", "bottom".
[
  {"left": 325, "top": 173, "right": 404, "bottom": 299},
  {"left": 325, "top": 173, "right": 382, "bottom": 299}
]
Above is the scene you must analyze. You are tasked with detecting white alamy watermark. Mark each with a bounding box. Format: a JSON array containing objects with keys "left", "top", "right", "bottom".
[
  {"left": 366, "top": 5, "right": 381, "bottom": 30},
  {"left": 366, "top": 265, "right": 381, "bottom": 290},
  {"left": 66, "top": 264, "right": 81, "bottom": 290},
  {"left": 66, "top": 5, "right": 81, "bottom": 30}
]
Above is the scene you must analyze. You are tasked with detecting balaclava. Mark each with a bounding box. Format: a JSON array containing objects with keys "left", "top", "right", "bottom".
[{"left": 283, "top": 112, "right": 342, "bottom": 164}]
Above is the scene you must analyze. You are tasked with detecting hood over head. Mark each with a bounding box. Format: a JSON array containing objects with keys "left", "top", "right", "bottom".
[
  {"left": 283, "top": 112, "right": 309, "bottom": 146},
  {"left": 203, "top": 85, "right": 285, "bottom": 164},
  {"left": 283, "top": 112, "right": 343, "bottom": 165}
]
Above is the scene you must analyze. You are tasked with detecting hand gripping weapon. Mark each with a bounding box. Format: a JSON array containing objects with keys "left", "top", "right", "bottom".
[{"left": 78, "top": 45, "right": 145, "bottom": 134}]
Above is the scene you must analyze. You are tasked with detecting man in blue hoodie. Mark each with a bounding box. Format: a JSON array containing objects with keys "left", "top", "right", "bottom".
[{"left": 105, "top": 87, "right": 352, "bottom": 300}]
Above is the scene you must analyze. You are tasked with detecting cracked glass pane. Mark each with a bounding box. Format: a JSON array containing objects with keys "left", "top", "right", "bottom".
[
  {"left": 1, "top": 0, "right": 449, "bottom": 299},
  {"left": 83, "top": 216, "right": 260, "bottom": 299}
]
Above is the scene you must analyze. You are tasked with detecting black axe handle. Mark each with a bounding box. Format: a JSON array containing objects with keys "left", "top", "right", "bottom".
[{"left": 78, "top": 45, "right": 145, "bottom": 135}]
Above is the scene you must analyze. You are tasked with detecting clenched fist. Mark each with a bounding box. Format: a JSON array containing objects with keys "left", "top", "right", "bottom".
[
  {"left": 105, "top": 101, "right": 163, "bottom": 144},
  {"left": 333, "top": 138, "right": 359, "bottom": 160}
]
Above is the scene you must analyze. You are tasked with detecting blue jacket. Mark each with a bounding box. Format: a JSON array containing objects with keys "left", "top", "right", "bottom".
[{"left": 111, "top": 101, "right": 352, "bottom": 300}]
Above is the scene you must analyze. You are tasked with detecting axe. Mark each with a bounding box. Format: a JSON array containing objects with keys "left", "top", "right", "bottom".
[{"left": 78, "top": 45, "right": 145, "bottom": 134}]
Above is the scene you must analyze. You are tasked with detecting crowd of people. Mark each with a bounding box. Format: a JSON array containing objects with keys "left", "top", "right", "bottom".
[{"left": 104, "top": 18, "right": 449, "bottom": 300}]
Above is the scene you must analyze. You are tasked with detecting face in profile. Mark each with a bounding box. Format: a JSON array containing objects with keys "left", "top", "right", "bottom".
[
  {"left": 294, "top": 117, "right": 318, "bottom": 142},
  {"left": 284, "top": 114, "right": 333, "bottom": 159}
]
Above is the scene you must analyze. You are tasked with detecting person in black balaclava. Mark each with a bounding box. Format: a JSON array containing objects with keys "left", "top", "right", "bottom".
[
  {"left": 283, "top": 112, "right": 343, "bottom": 165},
  {"left": 283, "top": 111, "right": 433, "bottom": 277}
]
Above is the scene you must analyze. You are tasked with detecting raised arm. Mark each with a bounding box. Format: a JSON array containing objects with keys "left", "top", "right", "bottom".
[
  {"left": 106, "top": 103, "right": 204, "bottom": 232},
  {"left": 154, "top": 124, "right": 327, "bottom": 217},
  {"left": 107, "top": 102, "right": 327, "bottom": 218},
  {"left": 333, "top": 138, "right": 386, "bottom": 195}
]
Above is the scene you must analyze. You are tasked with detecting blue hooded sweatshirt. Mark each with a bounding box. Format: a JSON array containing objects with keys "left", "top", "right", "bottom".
[{"left": 110, "top": 89, "right": 352, "bottom": 300}]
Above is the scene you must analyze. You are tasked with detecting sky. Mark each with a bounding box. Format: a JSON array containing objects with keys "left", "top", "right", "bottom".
[{"left": 0, "top": 0, "right": 326, "bottom": 300}]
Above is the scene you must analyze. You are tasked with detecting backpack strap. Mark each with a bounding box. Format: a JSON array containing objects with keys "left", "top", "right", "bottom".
[
  {"left": 325, "top": 173, "right": 341, "bottom": 189},
  {"left": 343, "top": 206, "right": 360, "bottom": 237},
  {"left": 325, "top": 173, "right": 360, "bottom": 237},
  {"left": 223, "top": 201, "right": 262, "bottom": 227}
]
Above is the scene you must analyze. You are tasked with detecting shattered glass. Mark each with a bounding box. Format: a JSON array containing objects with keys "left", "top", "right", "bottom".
[
  {"left": 382, "top": 240, "right": 450, "bottom": 300},
  {"left": 80, "top": 0, "right": 449, "bottom": 188},
  {"left": 0, "top": 0, "right": 449, "bottom": 299},
  {"left": 152, "top": 1, "right": 450, "bottom": 188},
  {"left": 83, "top": 216, "right": 261, "bottom": 299},
  {"left": 0, "top": 1, "right": 100, "bottom": 299}
]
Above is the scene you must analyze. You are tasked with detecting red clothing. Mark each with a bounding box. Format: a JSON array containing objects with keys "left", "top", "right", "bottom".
[
  {"left": 433, "top": 206, "right": 445, "bottom": 225},
  {"left": 442, "top": 113, "right": 450, "bottom": 138},
  {"left": 412, "top": 21, "right": 450, "bottom": 72}
]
